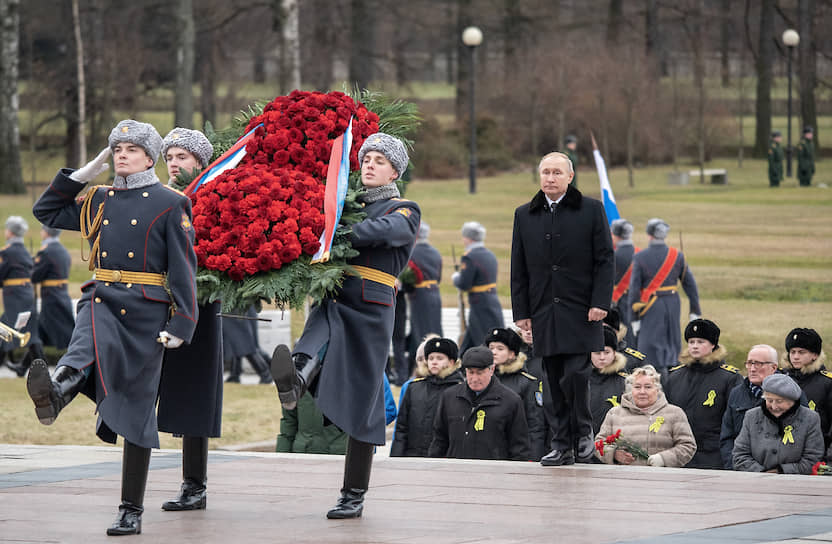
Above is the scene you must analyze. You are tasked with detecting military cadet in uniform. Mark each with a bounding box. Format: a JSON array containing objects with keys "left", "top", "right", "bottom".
[
  {"left": 1, "top": 216, "right": 43, "bottom": 376},
  {"left": 589, "top": 325, "right": 629, "bottom": 437},
  {"left": 428, "top": 346, "right": 530, "bottom": 461},
  {"left": 32, "top": 225, "right": 75, "bottom": 353},
  {"left": 603, "top": 308, "right": 648, "bottom": 372},
  {"left": 780, "top": 328, "right": 832, "bottom": 451},
  {"left": 28, "top": 119, "right": 198, "bottom": 535},
  {"left": 453, "top": 221, "right": 504, "bottom": 354},
  {"left": 485, "top": 327, "right": 546, "bottom": 460},
  {"left": 664, "top": 319, "right": 742, "bottom": 469},
  {"left": 156, "top": 127, "right": 224, "bottom": 513},
  {"left": 769, "top": 131, "right": 784, "bottom": 187},
  {"left": 610, "top": 218, "right": 638, "bottom": 347},
  {"left": 270, "top": 132, "right": 420, "bottom": 519},
  {"left": 563, "top": 134, "right": 579, "bottom": 188},
  {"left": 797, "top": 126, "right": 815, "bottom": 187},
  {"left": 629, "top": 218, "right": 700, "bottom": 374},
  {"left": 405, "top": 221, "right": 443, "bottom": 350}
]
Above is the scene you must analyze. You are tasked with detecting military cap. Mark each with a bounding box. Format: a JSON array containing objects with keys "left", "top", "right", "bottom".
[
  {"left": 358, "top": 132, "right": 409, "bottom": 178},
  {"left": 645, "top": 218, "right": 670, "bottom": 240},
  {"left": 685, "top": 318, "right": 720, "bottom": 346},
  {"left": 611, "top": 218, "right": 634, "bottom": 239},
  {"left": 762, "top": 374, "right": 802, "bottom": 402},
  {"left": 603, "top": 324, "right": 619, "bottom": 350},
  {"left": 785, "top": 327, "right": 822, "bottom": 355},
  {"left": 483, "top": 328, "right": 523, "bottom": 354},
  {"left": 461, "top": 221, "right": 486, "bottom": 242},
  {"left": 162, "top": 127, "right": 214, "bottom": 168},
  {"left": 5, "top": 216, "right": 28, "bottom": 237},
  {"left": 803, "top": 126, "right": 814, "bottom": 134},
  {"left": 108, "top": 120, "right": 163, "bottom": 166},
  {"left": 771, "top": 130, "right": 782, "bottom": 138},
  {"left": 461, "top": 346, "right": 494, "bottom": 369},
  {"left": 424, "top": 337, "right": 459, "bottom": 361}
]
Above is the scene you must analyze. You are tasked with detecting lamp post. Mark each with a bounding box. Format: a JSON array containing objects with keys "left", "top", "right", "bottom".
[
  {"left": 462, "top": 26, "right": 483, "bottom": 194},
  {"left": 782, "top": 29, "right": 800, "bottom": 178}
]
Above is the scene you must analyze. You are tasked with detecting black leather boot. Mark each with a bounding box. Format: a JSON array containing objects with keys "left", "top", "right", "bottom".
[
  {"left": 107, "top": 441, "right": 150, "bottom": 536},
  {"left": 575, "top": 434, "right": 596, "bottom": 463},
  {"left": 224, "top": 358, "right": 241, "bottom": 383},
  {"left": 270, "top": 345, "right": 320, "bottom": 410},
  {"left": 248, "top": 350, "right": 273, "bottom": 384},
  {"left": 326, "top": 437, "right": 373, "bottom": 519},
  {"left": 6, "top": 343, "right": 40, "bottom": 377},
  {"left": 26, "top": 360, "right": 86, "bottom": 425},
  {"left": 162, "top": 436, "right": 208, "bottom": 511}
]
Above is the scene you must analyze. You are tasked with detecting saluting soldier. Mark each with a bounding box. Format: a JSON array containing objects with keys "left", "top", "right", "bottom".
[
  {"left": 156, "top": 127, "right": 224, "bottom": 513},
  {"left": 453, "top": 221, "right": 504, "bottom": 354},
  {"left": 610, "top": 218, "right": 638, "bottom": 347},
  {"left": 28, "top": 119, "right": 198, "bottom": 536},
  {"left": 270, "top": 132, "right": 420, "bottom": 519},
  {"left": 563, "top": 134, "right": 579, "bottom": 188},
  {"left": 797, "top": 126, "right": 815, "bottom": 187},
  {"left": 1, "top": 216, "right": 43, "bottom": 376},
  {"left": 628, "top": 218, "right": 700, "bottom": 374},
  {"left": 404, "top": 222, "right": 443, "bottom": 348},
  {"left": 780, "top": 328, "right": 832, "bottom": 451},
  {"left": 32, "top": 225, "right": 75, "bottom": 352},
  {"left": 769, "top": 131, "right": 784, "bottom": 187},
  {"left": 664, "top": 319, "right": 742, "bottom": 469}
]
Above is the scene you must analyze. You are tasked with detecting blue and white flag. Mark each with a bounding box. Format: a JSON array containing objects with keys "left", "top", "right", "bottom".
[{"left": 593, "top": 148, "right": 619, "bottom": 225}]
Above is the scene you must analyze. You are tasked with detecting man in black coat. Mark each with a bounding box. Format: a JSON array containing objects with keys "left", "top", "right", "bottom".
[
  {"left": 511, "top": 151, "right": 614, "bottom": 466},
  {"left": 428, "top": 346, "right": 530, "bottom": 461}
]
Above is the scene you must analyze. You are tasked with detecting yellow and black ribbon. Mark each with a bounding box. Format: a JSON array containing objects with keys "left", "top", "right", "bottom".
[
  {"left": 782, "top": 425, "right": 795, "bottom": 445},
  {"left": 474, "top": 409, "right": 485, "bottom": 431},
  {"left": 649, "top": 416, "right": 665, "bottom": 433},
  {"left": 809, "top": 400, "right": 817, "bottom": 411},
  {"left": 703, "top": 390, "right": 716, "bottom": 407}
]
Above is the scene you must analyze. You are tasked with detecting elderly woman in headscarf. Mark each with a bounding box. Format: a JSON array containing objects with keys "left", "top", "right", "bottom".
[
  {"left": 733, "top": 373, "right": 824, "bottom": 474},
  {"left": 595, "top": 365, "right": 696, "bottom": 467}
]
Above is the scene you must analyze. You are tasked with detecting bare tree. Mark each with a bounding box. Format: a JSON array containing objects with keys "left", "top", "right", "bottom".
[
  {"left": 798, "top": 0, "right": 818, "bottom": 151},
  {"left": 0, "top": 0, "right": 22, "bottom": 194},
  {"left": 349, "top": 0, "right": 375, "bottom": 90},
  {"left": 719, "top": 0, "right": 731, "bottom": 87},
  {"left": 174, "top": 0, "right": 195, "bottom": 128},
  {"left": 71, "top": 0, "right": 86, "bottom": 162},
  {"left": 753, "top": 0, "right": 775, "bottom": 158},
  {"left": 280, "top": 0, "right": 300, "bottom": 91}
]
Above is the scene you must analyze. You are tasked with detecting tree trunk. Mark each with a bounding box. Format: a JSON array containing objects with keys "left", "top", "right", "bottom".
[
  {"left": 798, "top": 0, "right": 818, "bottom": 151},
  {"left": 71, "top": 0, "right": 86, "bottom": 163},
  {"left": 174, "top": 0, "right": 195, "bottom": 128},
  {"left": 199, "top": 29, "right": 217, "bottom": 128},
  {"left": 720, "top": 0, "right": 731, "bottom": 87},
  {"left": 606, "top": 0, "right": 623, "bottom": 47},
  {"left": 753, "top": 0, "right": 775, "bottom": 158},
  {"left": 349, "top": 0, "right": 374, "bottom": 90},
  {"left": 645, "top": 0, "right": 663, "bottom": 76},
  {"left": 282, "top": 0, "right": 301, "bottom": 91},
  {"left": 0, "top": 0, "right": 22, "bottom": 194},
  {"left": 694, "top": 0, "right": 706, "bottom": 180},
  {"left": 454, "top": 0, "right": 473, "bottom": 123},
  {"left": 738, "top": 30, "right": 746, "bottom": 168},
  {"left": 626, "top": 99, "right": 634, "bottom": 188}
]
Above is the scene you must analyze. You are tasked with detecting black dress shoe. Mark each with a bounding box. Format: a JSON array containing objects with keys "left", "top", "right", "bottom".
[
  {"left": 540, "top": 449, "right": 575, "bottom": 466},
  {"left": 106, "top": 502, "right": 143, "bottom": 536},
  {"left": 161, "top": 479, "right": 206, "bottom": 511},
  {"left": 326, "top": 488, "right": 366, "bottom": 519},
  {"left": 575, "top": 435, "right": 596, "bottom": 463}
]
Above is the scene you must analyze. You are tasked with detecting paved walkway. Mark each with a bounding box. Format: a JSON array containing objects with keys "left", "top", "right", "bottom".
[{"left": 2, "top": 444, "right": 832, "bottom": 543}]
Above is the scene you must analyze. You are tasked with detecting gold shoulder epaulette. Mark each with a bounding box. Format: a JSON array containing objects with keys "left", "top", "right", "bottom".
[
  {"left": 624, "top": 347, "right": 646, "bottom": 360},
  {"left": 520, "top": 371, "right": 538, "bottom": 381},
  {"left": 618, "top": 371, "right": 629, "bottom": 378},
  {"left": 669, "top": 364, "right": 685, "bottom": 372},
  {"left": 720, "top": 364, "right": 740, "bottom": 374},
  {"left": 820, "top": 370, "right": 832, "bottom": 380},
  {"left": 162, "top": 184, "right": 187, "bottom": 197},
  {"left": 411, "top": 377, "right": 426, "bottom": 383}
]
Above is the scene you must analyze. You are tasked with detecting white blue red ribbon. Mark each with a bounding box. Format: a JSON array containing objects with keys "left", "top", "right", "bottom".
[
  {"left": 185, "top": 123, "right": 263, "bottom": 195},
  {"left": 311, "top": 117, "right": 353, "bottom": 263}
]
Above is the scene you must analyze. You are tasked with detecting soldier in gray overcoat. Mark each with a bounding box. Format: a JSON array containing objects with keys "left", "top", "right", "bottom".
[
  {"left": 31, "top": 226, "right": 75, "bottom": 351},
  {"left": 511, "top": 151, "right": 614, "bottom": 467},
  {"left": 405, "top": 222, "right": 443, "bottom": 348},
  {"left": 28, "top": 120, "right": 198, "bottom": 535},
  {"left": 270, "top": 132, "right": 420, "bottom": 520},
  {"left": 611, "top": 218, "right": 637, "bottom": 347}
]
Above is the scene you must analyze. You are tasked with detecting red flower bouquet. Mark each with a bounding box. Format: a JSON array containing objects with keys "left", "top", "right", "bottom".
[
  {"left": 812, "top": 461, "right": 832, "bottom": 475},
  {"left": 595, "top": 429, "right": 649, "bottom": 460}
]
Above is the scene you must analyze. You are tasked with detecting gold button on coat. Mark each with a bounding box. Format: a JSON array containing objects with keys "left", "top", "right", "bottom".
[
  {"left": 94, "top": 297, "right": 101, "bottom": 303},
  {"left": 127, "top": 251, "right": 134, "bottom": 258},
  {"left": 108, "top": 190, "right": 114, "bottom": 196},
  {"left": 101, "top": 251, "right": 108, "bottom": 258},
  {"left": 142, "top": 192, "right": 149, "bottom": 197},
  {"left": 131, "top": 219, "right": 137, "bottom": 225},
  {"left": 103, "top": 219, "right": 109, "bottom": 225},
  {"left": 120, "top": 309, "right": 126, "bottom": 315}
]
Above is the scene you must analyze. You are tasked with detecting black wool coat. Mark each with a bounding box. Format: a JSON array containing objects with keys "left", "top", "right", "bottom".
[{"left": 511, "top": 186, "right": 614, "bottom": 356}]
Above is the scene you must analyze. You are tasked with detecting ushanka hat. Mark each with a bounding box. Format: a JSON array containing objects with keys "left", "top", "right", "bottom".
[
  {"left": 162, "top": 128, "right": 214, "bottom": 168},
  {"left": 484, "top": 328, "right": 523, "bottom": 354},
  {"left": 685, "top": 318, "right": 720, "bottom": 346},
  {"left": 358, "top": 132, "right": 408, "bottom": 177},
  {"left": 646, "top": 218, "right": 670, "bottom": 240},
  {"left": 611, "top": 218, "right": 634, "bottom": 239},
  {"left": 108, "top": 120, "right": 163, "bottom": 166},
  {"left": 424, "top": 337, "right": 459, "bottom": 361},
  {"left": 785, "top": 328, "right": 822, "bottom": 355},
  {"left": 461, "top": 221, "right": 486, "bottom": 242},
  {"left": 5, "top": 216, "right": 28, "bottom": 237}
]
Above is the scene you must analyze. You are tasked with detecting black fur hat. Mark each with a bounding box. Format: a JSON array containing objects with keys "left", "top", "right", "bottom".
[
  {"left": 685, "top": 318, "right": 720, "bottom": 346},
  {"left": 424, "top": 337, "right": 459, "bottom": 361},
  {"left": 483, "top": 328, "right": 523, "bottom": 354},
  {"left": 785, "top": 328, "right": 822, "bottom": 355}
]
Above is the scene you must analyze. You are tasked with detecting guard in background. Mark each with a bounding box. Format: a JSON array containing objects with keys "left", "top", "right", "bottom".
[
  {"left": 32, "top": 225, "right": 74, "bottom": 353},
  {"left": 222, "top": 305, "right": 272, "bottom": 384},
  {"left": 629, "top": 218, "right": 700, "bottom": 374},
  {"left": 1, "top": 216, "right": 43, "bottom": 376},
  {"left": 405, "top": 221, "right": 443, "bottom": 352},
  {"left": 610, "top": 218, "right": 638, "bottom": 347},
  {"left": 453, "top": 221, "right": 503, "bottom": 354},
  {"left": 28, "top": 119, "right": 198, "bottom": 535},
  {"left": 157, "top": 127, "right": 224, "bottom": 513},
  {"left": 768, "top": 131, "right": 784, "bottom": 187},
  {"left": 797, "top": 126, "right": 815, "bottom": 187}
]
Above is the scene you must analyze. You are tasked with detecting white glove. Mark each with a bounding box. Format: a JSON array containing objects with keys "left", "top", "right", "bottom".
[
  {"left": 632, "top": 320, "right": 641, "bottom": 335},
  {"left": 689, "top": 313, "right": 700, "bottom": 322},
  {"left": 157, "top": 331, "right": 184, "bottom": 349},
  {"left": 647, "top": 454, "right": 664, "bottom": 467},
  {"left": 70, "top": 147, "right": 111, "bottom": 183}
]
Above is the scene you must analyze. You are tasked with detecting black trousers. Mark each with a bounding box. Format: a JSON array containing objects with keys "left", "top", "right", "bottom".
[{"left": 542, "top": 353, "right": 592, "bottom": 451}]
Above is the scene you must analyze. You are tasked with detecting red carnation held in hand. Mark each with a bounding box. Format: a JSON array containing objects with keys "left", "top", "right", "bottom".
[{"left": 189, "top": 90, "right": 380, "bottom": 281}]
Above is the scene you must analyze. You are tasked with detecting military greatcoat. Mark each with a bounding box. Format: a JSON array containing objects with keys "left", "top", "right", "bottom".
[
  {"left": 455, "top": 244, "right": 504, "bottom": 353},
  {"left": 405, "top": 240, "right": 443, "bottom": 344},
  {"left": 293, "top": 195, "right": 420, "bottom": 445},
  {"left": 768, "top": 140, "right": 784, "bottom": 187},
  {"left": 0, "top": 239, "right": 40, "bottom": 353},
  {"left": 33, "top": 168, "right": 198, "bottom": 449},
  {"left": 32, "top": 238, "right": 75, "bottom": 349}
]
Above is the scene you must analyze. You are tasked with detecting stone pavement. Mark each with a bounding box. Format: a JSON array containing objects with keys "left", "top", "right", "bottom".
[{"left": 3, "top": 444, "right": 832, "bottom": 543}]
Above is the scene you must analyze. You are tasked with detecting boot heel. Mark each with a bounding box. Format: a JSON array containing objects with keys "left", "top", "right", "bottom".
[
  {"left": 270, "top": 345, "right": 299, "bottom": 409},
  {"left": 26, "top": 360, "right": 57, "bottom": 425}
]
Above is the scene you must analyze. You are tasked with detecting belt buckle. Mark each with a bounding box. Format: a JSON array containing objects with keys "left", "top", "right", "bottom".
[{"left": 112, "top": 270, "right": 122, "bottom": 282}]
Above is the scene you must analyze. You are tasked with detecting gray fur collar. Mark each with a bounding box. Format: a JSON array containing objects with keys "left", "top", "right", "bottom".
[
  {"left": 780, "top": 350, "right": 828, "bottom": 375},
  {"left": 112, "top": 168, "right": 160, "bottom": 190},
  {"left": 678, "top": 344, "right": 728, "bottom": 366}
]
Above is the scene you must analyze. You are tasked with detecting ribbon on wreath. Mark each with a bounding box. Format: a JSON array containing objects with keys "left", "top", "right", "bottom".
[{"left": 311, "top": 116, "right": 354, "bottom": 263}]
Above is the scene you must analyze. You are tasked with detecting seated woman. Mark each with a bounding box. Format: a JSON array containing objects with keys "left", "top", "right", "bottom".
[
  {"left": 733, "top": 373, "right": 824, "bottom": 474},
  {"left": 595, "top": 365, "right": 696, "bottom": 467}
]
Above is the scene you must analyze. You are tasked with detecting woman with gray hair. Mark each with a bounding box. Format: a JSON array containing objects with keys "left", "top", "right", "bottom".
[{"left": 595, "top": 365, "right": 696, "bottom": 467}]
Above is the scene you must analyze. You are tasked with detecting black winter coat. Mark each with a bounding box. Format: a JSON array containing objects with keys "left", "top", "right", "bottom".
[
  {"left": 589, "top": 352, "right": 628, "bottom": 436},
  {"left": 511, "top": 186, "right": 614, "bottom": 356},
  {"left": 495, "top": 356, "right": 547, "bottom": 461},
  {"left": 782, "top": 351, "right": 832, "bottom": 450},
  {"left": 429, "top": 378, "right": 530, "bottom": 461}
]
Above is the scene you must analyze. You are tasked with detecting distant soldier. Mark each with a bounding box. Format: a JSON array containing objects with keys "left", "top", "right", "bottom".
[
  {"left": 768, "top": 131, "right": 784, "bottom": 187},
  {"left": 563, "top": 134, "right": 578, "bottom": 188},
  {"left": 797, "top": 126, "right": 815, "bottom": 187},
  {"left": 610, "top": 218, "right": 638, "bottom": 347},
  {"left": 453, "top": 221, "right": 503, "bottom": 354},
  {"left": 405, "top": 222, "right": 443, "bottom": 350},
  {"left": 629, "top": 218, "right": 700, "bottom": 374},
  {"left": 222, "top": 306, "right": 273, "bottom": 384},
  {"left": 32, "top": 225, "right": 74, "bottom": 352}
]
